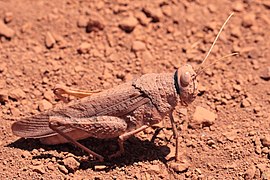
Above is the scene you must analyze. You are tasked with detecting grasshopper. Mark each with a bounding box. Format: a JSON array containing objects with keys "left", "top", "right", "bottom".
[{"left": 11, "top": 13, "right": 234, "bottom": 162}]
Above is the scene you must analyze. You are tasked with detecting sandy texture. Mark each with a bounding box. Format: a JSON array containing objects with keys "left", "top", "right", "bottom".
[{"left": 0, "top": 0, "right": 270, "bottom": 179}]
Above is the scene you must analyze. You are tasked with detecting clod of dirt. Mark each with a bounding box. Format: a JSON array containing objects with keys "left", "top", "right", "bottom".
[
  {"left": 261, "top": 136, "right": 270, "bottom": 147},
  {"left": 132, "top": 40, "right": 146, "bottom": 52},
  {"left": 244, "top": 165, "right": 256, "bottom": 180},
  {"left": 260, "top": 67, "right": 270, "bottom": 80},
  {"left": 9, "top": 88, "right": 26, "bottom": 100},
  {"left": 58, "top": 164, "right": 69, "bottom": 174},
  {"left": 119, "top": 16, "right": 138, "bottom": 33},
  {"left": 0, "top": 21, "right": 15, "bottom": 39},
  {"left": 31, "top": 165, "right": 46, "bottom": 174},
  {"left": 62, "top": 157, "right": 80, "bottom": 173},
  {"left": 4, "top": 12, "right": 13, "bottom": 24},
  {"left": 143, "top": 6, "right": 163, "bottom": 22},
  {"left": 45, "top": 32, "right": 56, "bottom": 49},
  {"left": 189, "top": 106, "right": 217, "bottom": 129},
  {"left": 38, "top": 99, "right": 53, "bottom": 111},
  {"left": 170, "top": 160, "right": 190, "bottom": 173},
  {"left": 77, "top": 42, "right": 91, "bottom": 54}
]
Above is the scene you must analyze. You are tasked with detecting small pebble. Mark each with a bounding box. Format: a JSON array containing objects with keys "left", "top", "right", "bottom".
[
  {"left": 241, "top": 99, "right": 251, "bottom": 108},
  {"left": 244, "top": 165, "right": 256, "bottom": 180},
  {"left": 0, "top": 21, "right": 15, "bottom": 39},
  {"left": 62, "top": 157, "right": 80, "bottom": 173},
  {"left": 9, "top": 88, "right": 26, "bottom": 100},
  {"left": 4, "top": 12, "right": 13, "bottom": 23},
  {"left": 45, "top": 32, "right": 56, "bottom": 49},
  {"left": 170, "top": 161, "right": 190, "bottom": 173},
  {"left": 232, "top": 2, "right": 245, "bottom": 12},
  {"left": 260, "top": 67, "right": 270, "bottom": 80},
  {"left": 31, "top": 165, "right": 46, "bottom": 174},
  {"left": 77, "top": 42, "right": 91, "bottom": 54},
  {"left": 58, "top": 164, "right": 69, "bottom": 174},
  {"left": 147, "top": 164, "right": 160, "bottom": 174},
  {"left": 94, "top": 165, "right": 107, "bottom": 171},
  {"left": 132, "top": 41, "right": 146, "bottom": 52},
  {"left": 119, "top": 16, "right": 138, "bottom": 33},
  {"left": 261, "top": 136, "right": 270, "bottom": 147},
  {"left": 190, "top": 106, "right": 217, "bottom": 129},
  {"left": 77, "top": 16, "right": 89, "bottom": 28},
  {"left": 38, "top": 99, "right": 53, "bottom": 111},
  {"left": 143, "top": 6, "right": 163, "bottom": 22}
]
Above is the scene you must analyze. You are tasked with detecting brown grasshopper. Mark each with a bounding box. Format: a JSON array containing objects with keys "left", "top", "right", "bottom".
[{"left": 11, "top": 13, "right": 234, "bottom": 162}]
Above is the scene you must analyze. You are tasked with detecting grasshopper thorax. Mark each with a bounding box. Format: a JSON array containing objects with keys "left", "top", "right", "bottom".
[{"left": 174, "top": 64, "right": 198, "bottom": 105}]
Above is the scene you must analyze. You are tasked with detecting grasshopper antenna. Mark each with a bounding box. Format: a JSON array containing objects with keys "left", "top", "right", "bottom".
[
  {"left": 196, "top": 12, "right": 234, "bottom": 74},
  {"left": 196, "top": 52, "right": 238, "bottom": 76}
]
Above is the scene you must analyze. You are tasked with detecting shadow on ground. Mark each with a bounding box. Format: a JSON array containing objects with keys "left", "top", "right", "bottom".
[{"left": 7, "top": 134, "right": 171, "bottom": 171}]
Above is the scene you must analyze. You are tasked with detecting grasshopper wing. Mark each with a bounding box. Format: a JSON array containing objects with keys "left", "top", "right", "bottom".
[{"left": 12, "top": 82, "right": 150, "bottom": 138}]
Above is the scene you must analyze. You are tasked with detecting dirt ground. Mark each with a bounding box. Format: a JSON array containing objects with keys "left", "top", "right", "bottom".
[{"left": 0, "top": 0, "right": 270, "bottom": 179}]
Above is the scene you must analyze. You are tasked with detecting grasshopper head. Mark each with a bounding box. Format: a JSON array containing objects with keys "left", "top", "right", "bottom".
[{"left": 174, "top": 64, "right": 198, "bottom": 105}]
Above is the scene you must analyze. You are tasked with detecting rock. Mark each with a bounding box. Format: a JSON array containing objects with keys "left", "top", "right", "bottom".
[
  {"left": 260, "top": 67, "right": 270, "bottom": 80},
  {"left": 77, "top": 42, "right": 91, "bottom": 54},
  {"left": 244, "top": 165, "right": 256, "bottom": 180},
  {"left": 45, "top": 32, "right": 56, "bottom": 49},
  {"left": 143, "top": 6, "right": 163, "bottom": 22},
  {"left": 77, "top": 16, "right": 89, "bottom": 28},
  {"left": 170, "top": 161, "right": 190, "bottom": 173},
  {"left": 62, "top": 157, "right": 80, "bottom": 173},
  {"left": 38, "top": 99, "right": 53, "bottom": 111},
  {"left": 94, "top": 165, "right": 107, "bottom": 171},
  {"left": 31, "top": 165, "right": 46, "bottom": 174},
  {"left": 261, "top": 136, "right": 270, "bottom": 147},
  {"left": 58, "top": 164, "right": 69, "bottom": 174},
  {"left": 190, "top": 106, "right": 217, "bottom": 129},
  {"left": 9, "top": 88, "right": 26, "bottom": 100},
  {"left": 4, "top": 12, "right": 13, "bottom": 23},
  {"left": 132, "top": 41, "right": 146, "bottom": 52},
  {"left": 119, "top": 16, "right": 138, "bottom": 33},
  {"left": 0, "top": 21, "right": 15, "bottom": 39}
]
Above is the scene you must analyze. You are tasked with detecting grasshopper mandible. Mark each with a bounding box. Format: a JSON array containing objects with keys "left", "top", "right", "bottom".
[{"left": 11, "top": 13, "right": 234, "bottom": 162}]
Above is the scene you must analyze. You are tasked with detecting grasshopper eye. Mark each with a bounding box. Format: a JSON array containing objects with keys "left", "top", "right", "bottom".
[{"left": 180, "top": 71, "right": 191, "bottom": 87}]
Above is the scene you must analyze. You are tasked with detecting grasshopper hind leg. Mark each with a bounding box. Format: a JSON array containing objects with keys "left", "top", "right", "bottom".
[{"left": 48, "top": 120, "right": 105, "bottom": 162}]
